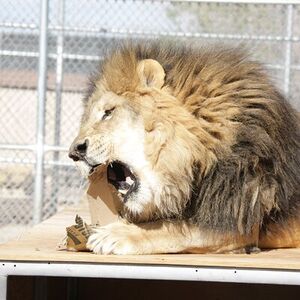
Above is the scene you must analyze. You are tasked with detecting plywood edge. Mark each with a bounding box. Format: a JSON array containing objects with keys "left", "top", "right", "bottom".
[{"left": 1, "top": 248, "right": 300, "bottom": 270}]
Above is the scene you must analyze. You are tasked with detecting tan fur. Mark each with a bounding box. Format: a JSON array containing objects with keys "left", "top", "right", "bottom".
[
  {"left": 70, "top": 42, "right": 300, "bottom": 255},
  {"left": 259, "top": 216, "right": 300, "bottom": 249},
  {"left": 87, "top": 219, "right": 259, "bottom": 255}
]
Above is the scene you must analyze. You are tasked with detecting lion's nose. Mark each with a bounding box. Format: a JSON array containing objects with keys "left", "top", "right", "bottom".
[{"left": 68, "top": 139, "right": 89, "bottom": 161}]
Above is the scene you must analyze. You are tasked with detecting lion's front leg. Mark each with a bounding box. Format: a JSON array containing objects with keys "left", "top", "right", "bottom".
[
  {"left": 86, "top": 220, "right": 256, "bottom": 255},
  {"left": 87, "top": 220, "right": 199, "bottom": 255}
]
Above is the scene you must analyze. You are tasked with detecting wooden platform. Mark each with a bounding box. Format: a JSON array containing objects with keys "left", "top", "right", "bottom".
[{"left": 0, "top": 205, "right": 300, "bottom": 271}]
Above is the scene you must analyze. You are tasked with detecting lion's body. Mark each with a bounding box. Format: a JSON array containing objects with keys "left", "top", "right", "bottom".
[{"left": 71, "top": 42, "right": 300, "bottom": 254}]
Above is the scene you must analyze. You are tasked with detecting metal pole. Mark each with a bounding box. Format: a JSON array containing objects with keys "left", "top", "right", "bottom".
[
  {"left": 0, "top": 31, "right": 2, "bottom": 53},
  {"left": 52, "top": 0, "right": 65, "bottom": 213},
  {"left": 33, "top": 0, "right": 49, "bottom": 224},
  {"left": 284, "top": 4, "right": 294, "bottom": 96},
  {"left": 55, "top": 0, "right": 65, "bottom": 147}
]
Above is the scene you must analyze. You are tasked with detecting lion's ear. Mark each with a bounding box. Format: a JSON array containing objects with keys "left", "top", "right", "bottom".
[{"left": 137, "top": 59, "right": 165, "bottom": 89}]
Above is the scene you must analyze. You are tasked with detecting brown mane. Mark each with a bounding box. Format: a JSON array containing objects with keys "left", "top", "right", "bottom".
[{"left": 86, "top": 41, "right": 300, "bottom": 236}]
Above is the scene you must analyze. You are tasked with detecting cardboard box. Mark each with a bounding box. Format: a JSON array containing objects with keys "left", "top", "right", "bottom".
[
  {"left": 86, "top": 165, "right": 121, "bottom": 226},
  {"left": 60, "top": 165, "right": 120, "bottom": 251}
]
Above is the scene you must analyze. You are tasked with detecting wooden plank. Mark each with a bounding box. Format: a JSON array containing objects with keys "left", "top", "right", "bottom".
[{"left": 1, "top": 205, "right": 300, "bottom": 270}]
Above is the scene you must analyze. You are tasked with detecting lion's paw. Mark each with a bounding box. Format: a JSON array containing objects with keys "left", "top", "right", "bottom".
[{"left": 86, "top": 222, "right": 143, "bottom": 255}]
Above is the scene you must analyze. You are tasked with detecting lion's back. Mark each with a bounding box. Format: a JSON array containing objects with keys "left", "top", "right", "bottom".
[{"left": 133, "top": 42, "right": 300, "bottom": 232}]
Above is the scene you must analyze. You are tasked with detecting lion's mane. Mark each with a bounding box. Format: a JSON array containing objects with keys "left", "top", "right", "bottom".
[{"left": 86, "top": 41, "right": 300, "bottom": 235}]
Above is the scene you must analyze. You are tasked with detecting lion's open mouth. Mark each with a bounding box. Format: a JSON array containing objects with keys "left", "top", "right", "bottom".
[{"left": 107, "top": 161, "right": 138, "bottom": 201}]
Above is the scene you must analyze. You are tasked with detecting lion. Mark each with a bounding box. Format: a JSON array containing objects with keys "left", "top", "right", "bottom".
[{"left": 69, "top": 41, "right": 300, "bottom": 255}]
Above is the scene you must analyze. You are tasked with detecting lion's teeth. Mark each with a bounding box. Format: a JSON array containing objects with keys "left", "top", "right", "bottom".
[
  {"left": 118, "top": 189, "right": 127, "bottom": 195},
  {"left": 126, "top": 176, "right": 134, "bottom": 185}
]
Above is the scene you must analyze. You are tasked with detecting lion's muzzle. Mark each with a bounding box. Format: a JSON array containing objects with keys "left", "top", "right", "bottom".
[
  {"left": 69, "top": 138, "right": 102, "bottom": 174},
  {"left": 68, "top": 139, "right": 88, "bottom": 161}
]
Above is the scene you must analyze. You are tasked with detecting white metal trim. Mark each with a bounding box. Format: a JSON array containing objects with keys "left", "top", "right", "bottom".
[
  {"left": 2, "top": 30, "right": 299, "bottom": 42},
  {"left": 0, "top": 50, "right": 103, "bottom": 61},
  {"left": 0, "top": 276, "right": 7, "bottom": 300},
  {"left": 1, "top": 50, "right": 300, "bottom": 71},
  {"left": 50, "top": 27, "right": 300, "bottom": 42},
  {"left": 0, "top": 144, "right": 68, "bottom": 152},
  {"left": 1, "top": 262, "right": 300, "bottom": 285},
  {"left": 0, "top": 22, "right": 38, "bottom": 29},
  {"left": 0, "top": 157, "right": 75, "bottom": 167}
]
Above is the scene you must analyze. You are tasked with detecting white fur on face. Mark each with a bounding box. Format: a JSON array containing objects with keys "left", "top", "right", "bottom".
[
  {"left": 75, "top": 160, "right": 92, "bottom": 177},
  {"left": 76, "top": 92, "right": 162, "bottom": 220},
  {"left": 109, "top": 112, "right": 162, "bottom": 218}
]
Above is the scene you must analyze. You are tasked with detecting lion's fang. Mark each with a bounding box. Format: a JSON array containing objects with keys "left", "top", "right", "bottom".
[
  {"left": 126, "top": 176, "right": 134, "bottom": 185},
  {"left": 118, "top": 189, "right": 128, "bottom": 195}
]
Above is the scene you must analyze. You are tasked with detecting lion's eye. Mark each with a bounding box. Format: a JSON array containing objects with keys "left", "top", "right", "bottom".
[{"left": 102, "top": 108, "right": 115, "bottom": 120}]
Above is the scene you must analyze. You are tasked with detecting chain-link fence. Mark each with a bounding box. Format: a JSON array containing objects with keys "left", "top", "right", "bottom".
[{"left": 0, "top": 0, "right": 299, "bottom": 243}]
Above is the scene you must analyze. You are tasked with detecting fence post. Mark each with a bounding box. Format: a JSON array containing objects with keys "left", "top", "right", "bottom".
[
  {"left": 50, "top": 0, "right": 65, "bottom": 214},
  {"left": 284, "top": 4, "right": 294, "bottom": 96},
  {"left": 34, "top": 0, "right": 49, "bottom": 224}
]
